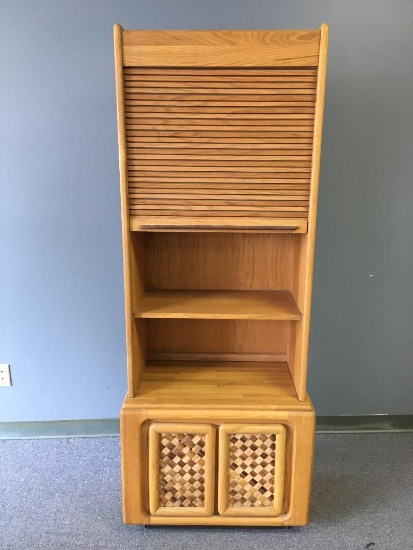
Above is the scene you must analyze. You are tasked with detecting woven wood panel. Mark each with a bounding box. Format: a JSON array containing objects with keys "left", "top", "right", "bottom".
[
  {"left": 124, "top": 67, "right": 316, "bottom": 221},
  {"left": 228, "top": 433, "right": 276, "bottom": 507},
  {"left": 159, "top": 432, "right": 206, "bottom": 508}
]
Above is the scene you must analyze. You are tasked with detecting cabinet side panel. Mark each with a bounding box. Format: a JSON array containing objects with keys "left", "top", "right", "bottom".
[
  {"left": 120, "top": 408, "right": 149, "bottom": 524},
  {"left": 115, "top": 25, "right": 146, "bottom": 396},
  {"left": 288, "top": 24, "right": 329, "bottom": 400},
  {"left": 287, "top": 411, "right": 316, "bottom": 525}
]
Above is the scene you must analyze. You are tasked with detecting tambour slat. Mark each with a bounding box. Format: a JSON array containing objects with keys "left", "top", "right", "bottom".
[
  {"left": 124, "top": 76, "right": 317, "bottom": 83},
  {"left": 127, "top": 161, "right": 311, "bottom": 169},
  {"left": 127, "top": 132, "right": 313, "bottom": 139},
  {"left": 128, "top": 209, "right": 310, "bottom": 218},
  {"left": 127, "top": 148, "right": 311, "bottom": 155},
  {"left": 126, "top": 120, "right": 314, "bottom": 128},
  {"left": 125, "top": 113, "right": 314, "bottom": 120},
  {"left": 128, "top": 165, "right": 311, "bottom": 172},
  {"left": 133, "top": 188, "right": 310, "bottom": 193},
  {"left": 125, "top": 87, "right": 315, "bottom": 95},
  {"left": 129, "top": 185, "right": 310, "bottom": 191},
  {"left": 131, "top": 205, "right": 309, "bottom": 212},
  {"left": 129, "top": 194, "right": 308, "bottom": 204},
  {"left": 127, "top": 150, "right": 311, "bottom": 157},
  {"left": 126, "top": 101, "right": 315, "bottom": 108},
  {"left": 125, "top": 107, "right": 315, "bottom": 114},
  {"left": 126, "top": 125, "right": 314, "bottom": 133},
  {"left": 128, "top": 185, "right": 310, "bottom": 194},
  {"left": 125, "top": 81, "right": 315, "bottom": 90},
  {"left": 123, "top": 67, "right": 318, "bottom": 76},
  {"left": 127, "top": 154, "right": 312, "bottom": 161},
  {"left": 128, "top": 176, "right": 311, "bottom": 183},
  {"left": 125, "top": 94, "right": 315, "bottom": 102},
  {"left": 127, "top": 140, "right": 313, "bottom": 147},
  {"left": 124, "top": 66, "right": 317, "bottom": 222},
  {"left": 131, "top": 199, "right": 310, "bottom": 207}
]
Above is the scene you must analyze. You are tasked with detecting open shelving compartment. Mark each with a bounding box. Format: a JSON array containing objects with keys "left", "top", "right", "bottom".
[{"left": 126, "top": 230, "right": 313, "bottom": 407}]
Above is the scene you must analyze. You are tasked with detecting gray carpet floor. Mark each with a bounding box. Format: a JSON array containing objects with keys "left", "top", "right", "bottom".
[{"left": 1, "top": 433, "right": 412, "bottom": 550}]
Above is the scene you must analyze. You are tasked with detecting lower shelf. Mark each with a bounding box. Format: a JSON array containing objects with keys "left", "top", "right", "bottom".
[{"left": 127, "top": 360, "right": 312, "bottom": 410}]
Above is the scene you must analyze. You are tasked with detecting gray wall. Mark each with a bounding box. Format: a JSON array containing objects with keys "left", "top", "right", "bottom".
[{"left": 1, "top": 0, "right": 412, "bottom": 421}]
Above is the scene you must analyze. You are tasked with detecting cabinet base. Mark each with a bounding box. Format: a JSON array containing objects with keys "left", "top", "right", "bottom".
[{"left": 120, "top": 402, "right": 315, "bottom": 527}]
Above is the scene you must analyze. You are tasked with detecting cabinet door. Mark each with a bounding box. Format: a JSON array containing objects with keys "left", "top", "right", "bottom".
[
  {"left": 148, "top": 423, "right": 215, "bottom": 517},
  {"left": 218, "top": 424, "right": 286, "bottom": 517}
]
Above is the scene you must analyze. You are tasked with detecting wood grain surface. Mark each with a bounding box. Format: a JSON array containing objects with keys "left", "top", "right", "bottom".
[{"left": 134, "top": 290, "right": 301, "bottom": 320}]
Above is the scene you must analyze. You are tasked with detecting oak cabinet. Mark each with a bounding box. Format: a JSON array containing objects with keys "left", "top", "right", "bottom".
[
  {"left": 120, "top": 410, "right": 315, "bottom": 525},
  {"left": 115, "top": 24, "right": 328, "bottom": 527}
]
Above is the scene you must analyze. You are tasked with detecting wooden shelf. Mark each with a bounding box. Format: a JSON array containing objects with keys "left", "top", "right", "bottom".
[
  {"left": 130, "top": 216, "right": 308, "bottom": 233},
  {"left": 134, "top": 289, "right": 301, "bottom": 320},
  {"left": 125, "top": 361, "right": 312, "bottom": 410}
]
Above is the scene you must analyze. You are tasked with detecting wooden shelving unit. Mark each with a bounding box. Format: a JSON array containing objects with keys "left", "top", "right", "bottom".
[{"left": 115, "top": 25, "right": 328, "bottom": 527}]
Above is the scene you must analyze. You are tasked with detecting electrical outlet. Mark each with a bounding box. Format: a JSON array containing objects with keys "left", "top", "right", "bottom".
[{"left": 0, "top": 364, "right": 12, "bottom": 386}]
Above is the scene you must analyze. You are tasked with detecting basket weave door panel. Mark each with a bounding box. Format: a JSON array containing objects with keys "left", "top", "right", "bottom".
[
  {"left": 149, "top": 423, "right": 215, "bottom": 516},
  {"left": 218, "top": 424, "right": 286, "bottom": 516}
]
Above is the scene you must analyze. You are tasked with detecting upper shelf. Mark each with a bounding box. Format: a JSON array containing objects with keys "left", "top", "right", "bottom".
[
  {"left": 130, "top": 216, "right": 307, "bottom": 233},
  {"left": 134, "top": 289, "right": 301, "bottom": 320}
]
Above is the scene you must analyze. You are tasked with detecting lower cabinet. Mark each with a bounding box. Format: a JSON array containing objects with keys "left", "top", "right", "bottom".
[
  {"left": 120, "top": 408, "right": 315, "bottom": 526},
  {"left": 148, "top": 422, "right": 287, "bottom": 518}
]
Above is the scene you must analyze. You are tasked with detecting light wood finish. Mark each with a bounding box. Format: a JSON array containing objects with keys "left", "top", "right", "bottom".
[
  {"left": 114, "top": 25, "right": 146, "bottom": 396},
  {"left": 128, "top": 138, "right": 314, "bottom": 146},
  {"left": 147, "top": 352, "right": 287, "bottom": 362},
  {"left": 128, "top": 361, "right": 312, "bottom": 410},
  {"left": 218, "top": 424, "right": 286, "bottom": 516},
  {"left": 134, "top": 290, "right": 301, "bottom": 320},
  {"left": 124, "top": 67, "right": 318, "bottom": 76},
  {"left": 145, "top": 232, "right": 297, "bottom": 291},
  {"left": 120, "top": 408, "right": 148, "bottom": 524},
  {"left": 131, "top": 216, "right": 307, "bottom": 232},
  {"left": 147, "top": 320, "right": 290, "bottom": 358},
  {"left": 123, "top": 61, "right": 317, "bottom": 228},
  {"left": 288, "top": 23, "right": 329, "bottom": 401},
  {"left": 142, "top": 223, "right": 294, "bottom": 360},
  {"left": 120, "top": 404, "right": 315, "bottom": 526},
  {"left": 116, "top": 25, "right": 328, "bottom": 527},
  {"left": 123, "top": 30, "right": 320, "bottom": 67},
  {"left": 148, "top": 423, "right": 215, "bottom": 516}
]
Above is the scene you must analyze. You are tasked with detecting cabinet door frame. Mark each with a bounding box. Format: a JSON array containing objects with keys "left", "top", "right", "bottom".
[
  {"left": 218, "top": 423, "right": 286, "bottom": 517},
  {"left": 148, "top": 422, "right": 216, "bottom": 517}
]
